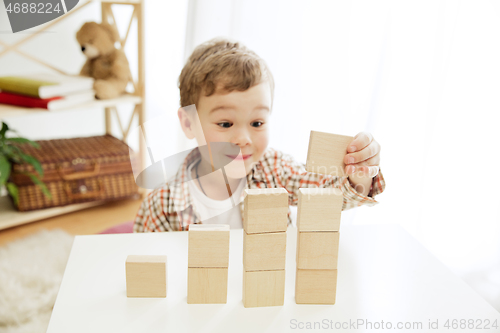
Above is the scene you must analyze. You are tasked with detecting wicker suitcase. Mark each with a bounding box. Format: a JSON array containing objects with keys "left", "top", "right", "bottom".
[{"left": 9, "top": 134, "right": 140, "bottom": 211}]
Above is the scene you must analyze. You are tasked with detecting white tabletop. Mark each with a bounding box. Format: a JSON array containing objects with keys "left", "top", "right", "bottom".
[{"left": 47, "top": 225, "right": 500, "bottom": 333}]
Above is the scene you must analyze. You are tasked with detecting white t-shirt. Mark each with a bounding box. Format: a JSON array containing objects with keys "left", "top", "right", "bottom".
[{"left": 187, "top": 162, "right": 246, "bottom": 229}]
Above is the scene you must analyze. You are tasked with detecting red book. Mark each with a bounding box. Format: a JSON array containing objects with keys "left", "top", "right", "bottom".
[{"left": 0, "top": 90, "right": 95, "bottom": 110}]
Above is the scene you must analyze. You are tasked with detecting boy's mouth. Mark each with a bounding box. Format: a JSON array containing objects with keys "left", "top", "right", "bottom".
[{"left": 226, "top": 154, "right": 252, "bottom": 161}]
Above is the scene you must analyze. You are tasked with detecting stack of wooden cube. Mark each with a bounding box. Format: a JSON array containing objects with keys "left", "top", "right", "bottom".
[
  {"left": 295, "top": 187, "right": 343, "bottom": 304},
  {"left": 187, "top": 224, "right": 230, "bottom": 304},
  {"left": 242, "top": 188, "right": 288, "bottom": 307}
]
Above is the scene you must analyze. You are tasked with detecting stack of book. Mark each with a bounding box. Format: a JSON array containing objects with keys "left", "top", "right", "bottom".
[{"left": 0, "top": 73, "right": 95, "bottom": 111}]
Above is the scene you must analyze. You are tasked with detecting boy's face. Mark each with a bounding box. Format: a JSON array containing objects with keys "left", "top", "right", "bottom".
[{"left": 179, "top": 81, "right": 272, "bottom": 177}]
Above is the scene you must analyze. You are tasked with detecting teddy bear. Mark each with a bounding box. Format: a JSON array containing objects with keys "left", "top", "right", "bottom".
[{"left": 76, "top": 22, "right": 131, "bottom": 99}]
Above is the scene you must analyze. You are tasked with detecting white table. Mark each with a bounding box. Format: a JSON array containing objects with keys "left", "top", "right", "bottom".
[{"left": 47, "top": 225, "right": 500, "bottom": 333}]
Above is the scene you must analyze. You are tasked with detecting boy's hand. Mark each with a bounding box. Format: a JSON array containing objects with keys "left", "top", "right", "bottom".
[{"left": 344, "top": 132, "right": 381, "bottom": 195}]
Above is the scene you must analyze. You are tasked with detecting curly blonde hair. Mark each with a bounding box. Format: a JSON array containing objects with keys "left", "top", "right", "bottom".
[{"left": 178, "top": 38, "right": 274, "bottom": 108}]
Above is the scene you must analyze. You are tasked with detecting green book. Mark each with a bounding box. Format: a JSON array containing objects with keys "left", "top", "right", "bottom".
[
  {"left": 0, "top": 77, "right": 56, "bottom": 98},
  {"left": 0, "top": 74, "right": 94, "bottom": 98}
]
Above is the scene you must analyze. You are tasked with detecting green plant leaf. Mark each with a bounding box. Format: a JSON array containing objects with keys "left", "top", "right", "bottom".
[
  {"left": 3, "top": 144, "right": 23, "bottom": 159},
  {"left": 27, "top": 173, "right": 52, "bottom": 200},
  {"left": 7, "top": 128, "right": 20, "bottom": 136},
  {"left": 6, "top": 154, "right": 22, "bottom": 164},
  {"left": 0, "top": 122, "right": 9, "bottom": 137},
  {"left": 6, "top": 182, "right": 18, "bottom": 206},
  {"left": 0, "top": 155, "right": 11, "bottom": 186},
  {"left": 19, "top": 153, "right": 43, "bottom": 176},
  {"left": 0, "top": 145, "right": 22, "bottom": 163},
  {"left": 6, "top": 137, "right": 40, "bottom": 148}
]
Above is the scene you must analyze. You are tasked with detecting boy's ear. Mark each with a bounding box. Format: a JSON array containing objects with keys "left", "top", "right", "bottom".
[{"left": 178, "top": 107, "right": 195, "bottom": 140}]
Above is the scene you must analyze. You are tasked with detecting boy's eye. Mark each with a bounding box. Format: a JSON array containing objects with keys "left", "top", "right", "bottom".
[
  {"left": 217, "top": 122, "right": 232, "bottom": 128},
  {"left": 251, "top": 121, "right": 264, "bottom": 127}
]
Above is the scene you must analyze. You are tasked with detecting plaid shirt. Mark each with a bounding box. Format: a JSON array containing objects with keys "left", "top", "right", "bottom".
[{"left": 134, "top": 147, "right": 385, "bottom": 232}]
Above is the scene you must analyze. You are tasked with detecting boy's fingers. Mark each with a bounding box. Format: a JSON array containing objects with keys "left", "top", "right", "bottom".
[
  {"left": 367, "top": 165, "right": 380, "bottom": 177},
  {"left": 346, "top": 165, "right": 379, "bottom": 178},
  {"left": 348, "top": 132, "right": 373, "bottom": 153},
  {"left": 350, "top": 153, "right": 380, "bottom": 167},
  {"left": 345, "top": 140, "right": 380, "bottom": 164}
]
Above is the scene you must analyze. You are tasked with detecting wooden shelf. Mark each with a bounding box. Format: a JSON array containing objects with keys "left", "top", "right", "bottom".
[
  {"left": 0, "top": 94, "right": 142, "bottom": 120},
  {"left": 0, "top": 195, "right": 107, "bottom": 231},
  {"left": 0, "top": 0, "right": 145, "bottom": 228}
]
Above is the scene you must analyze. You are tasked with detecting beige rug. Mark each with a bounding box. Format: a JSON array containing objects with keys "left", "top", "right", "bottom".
[{"left": 0, "top": 229, "right": 74, "bottom": 333}]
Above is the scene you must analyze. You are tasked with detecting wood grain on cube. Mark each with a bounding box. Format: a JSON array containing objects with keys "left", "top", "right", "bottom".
[
  {"left": 306, "top": 131, "right": 354, "bottom": 177},
  {"left": 187, "top": 267, "right": 228, "bottom": 304},
  {"left": 243, "top": 231, "right": 287, "bottom": 271},
  {"left": 126, "top": 255, "right": 167, "bottom": 298},
  {"left": 295, "top": 269, "right": 337, "bottom": 304},
  {"left": 296, "top": 231, "right": 339, "bottom": 269},
  {"left": 188, "top": 224, "right": 230, "bottom": 268},
  {"left": 243, "top": 269, "right": 285, "bottom": 307},
  {"left": 297, "top": 188, "right": 343, "bottom": 232},
  {"left": 243, "top": 188, "right": 288, "bottom": 234}
]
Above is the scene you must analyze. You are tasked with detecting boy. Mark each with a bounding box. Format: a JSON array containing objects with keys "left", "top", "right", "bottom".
[{"left": 134, "top": 38, "right": 385, "bottom": 232}]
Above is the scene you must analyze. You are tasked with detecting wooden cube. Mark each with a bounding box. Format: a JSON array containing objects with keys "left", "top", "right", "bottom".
[
  {"left": 243, "top": 188, "right": 288, "bottom": 234},
  {"left": 187, "top": 267, "right": 228, "bottom": 304},
  {"left": 126, "top": 255, "right": 167, "bottom": 298},
  {"left": 297, "top": 188, "right": 343, "bottom": 232},
  {"left": 295, "top": 269, "right": 337, "bottom": 304},
  {"left": 296, "top": 231, "right": 339, "bottom": 269},
  {"left": 188, "top": 224, "right": 230, "bottom": 268},
  {"left": 243, "top": 231, "right": 287, "bottom": 271},
  {"left": 243, "top": 269, "right": 285, "bottom": 307},
  {"left": 306, "top": 131, "right": 354, "bottom": 177}
]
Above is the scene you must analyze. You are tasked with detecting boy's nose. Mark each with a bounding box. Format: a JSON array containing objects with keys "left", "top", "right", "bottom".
[{"left": 231, "top": 130, "right": 251, "bottom": 147}]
